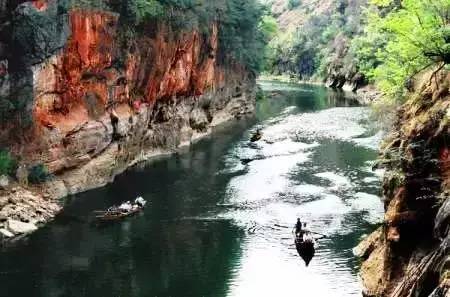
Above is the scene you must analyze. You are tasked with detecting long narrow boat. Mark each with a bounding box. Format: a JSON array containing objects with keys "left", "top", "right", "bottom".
[
  {"left": 250, "top": 129, "right": 262, "bottom": 142},
  {"left": 295, "top": 232, "right": 316, "bottom": 266},
  {"left": 94, "top": 208, "right": 143, "bottom": 223},
  {"left": 94, "top": 197, "right": 147, "bottom": 223}
]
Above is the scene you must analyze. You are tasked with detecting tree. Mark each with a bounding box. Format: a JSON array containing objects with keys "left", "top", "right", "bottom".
[
  {"left": 217, "top": 0, "right": 268, "bottom": 74},
  {"left": 28, "top": 164, "right": 51, "bottom": 184},
  {"left": 353, "top": 0, "right": 450, "bottom": 100},
  {"left": 133, "top": 0, "right": 164, "bottom": 23}
]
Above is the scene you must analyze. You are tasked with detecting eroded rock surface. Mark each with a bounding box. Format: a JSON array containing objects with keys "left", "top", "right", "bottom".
[
  {"left": 0, "top": 187, "right": 61, "bottom": 239},
  {"left": 359, "top": 70, "right": 450, "bottom": 297},
  {"left": 0, "top": 2, "right": 256, "bottom": 241}
]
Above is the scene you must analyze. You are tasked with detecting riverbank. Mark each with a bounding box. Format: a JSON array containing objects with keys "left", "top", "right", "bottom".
[
  {"left": 258, "top": 74, "right": 382, "bottom": 105},
  {"left": 0, "top": 186, "right": 61, "bottom": 243},
  {"left": 0, "top": 2, "right": 261, "bottom": 244},
  {"left": 0, "top": 87, "right": 255, "bottom": 244},
  {"left": 0, "top": 80, "right": 384, "bottom": 297}
]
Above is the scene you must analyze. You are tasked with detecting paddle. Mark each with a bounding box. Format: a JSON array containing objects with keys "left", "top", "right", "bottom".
[
  {"left": 310, "top": 231, "right": 328, "bottom": 238},
  {"left": 274, "top": 224, "right": 328, "bottom": 238}
]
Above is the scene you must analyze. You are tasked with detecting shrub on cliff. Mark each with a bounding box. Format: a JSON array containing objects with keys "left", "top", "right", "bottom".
[
  {"left": 0, "top": 150, "right": 17, "bottom": 177},
  {"left": 352, "top": 0, "right": 450, "bottom": 100},
  {"left": 119, "top": 0, "right": 164, "bottom": 24},
  {"left": 0, "top": 98, "right": 14, "bottom": 124},
  {"left": 28, "top": 164, "right": 51, "bottom": 184},
  {"left": 288, "top": 0, "right": 301, "bottom": 10},
  {"left": 71, "top": 0, "right": 110, "bottom": 10}
]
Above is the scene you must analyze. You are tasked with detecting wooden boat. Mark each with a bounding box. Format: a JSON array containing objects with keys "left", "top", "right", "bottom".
[
  {"left": 250, "top": 130, "right": 262, "bottom": 142},
  {"left": 295, "top": 232, "right": 316, "bottom": 266},
  {"left": 94, "top": 197, "right": 147, "bottom": 223},
  {"left": 94, "top": 207, "right": 143, "bottom": 223}
]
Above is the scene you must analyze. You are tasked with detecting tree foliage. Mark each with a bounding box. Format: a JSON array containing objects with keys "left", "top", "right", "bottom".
[
  {"left": 104, "top": 0, "right": 269, "bottom": 74},
  {"left": 0, "top": 150, "right": 16, "bottom": 177},
  {"left": 215, "top": 0, "right": 270, "bottom": 74},
  {"left": 265, "top": 0, "right": 366, "bottom": 80},
  {"left": 133, "top": 0, "right": 164, "bottom": 23},
  {"left": 288, "top": 0, "right": 301, "bottom": 10},
  {"left": 28, "top": 164, "right": 51, "bottom": 184},
  {"left": 352, "top": 0, "right": 450, "bottom": 100}
]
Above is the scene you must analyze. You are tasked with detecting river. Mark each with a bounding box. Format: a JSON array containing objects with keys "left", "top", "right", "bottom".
[{"left": 0, "top": 81, "right": 384, "bottom": 297}]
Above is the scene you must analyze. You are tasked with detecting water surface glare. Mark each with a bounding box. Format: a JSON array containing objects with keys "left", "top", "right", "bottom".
[{"left": 0, "top": 81, "right": 383, "bottom": 297}]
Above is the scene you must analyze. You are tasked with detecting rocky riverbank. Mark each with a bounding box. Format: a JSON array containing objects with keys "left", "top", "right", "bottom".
[
  {"left": 0, "top": 186, "right": 61, "bottom": 242},
  {"left": 0, "top": 87, "right": 255, "bottom": 243},
  {"left": 357, "top": 70, "right": 450, "bottom": 297},
  {"left": 258, "top": 74, "right": 381, "bottom": 105},
  {"left": 0, "top": 1, "right": 257, "bottom": 243}
]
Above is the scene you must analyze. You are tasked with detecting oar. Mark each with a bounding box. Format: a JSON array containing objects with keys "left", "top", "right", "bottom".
[
  {"left": 274, "top": 224, "right": 328, "bottom": 238},
  {"left": 310, "top": 231, "right": 328, "bottom": 238},
  {"left": 274, "top": 224, "right": 290, "bottom": 229}
]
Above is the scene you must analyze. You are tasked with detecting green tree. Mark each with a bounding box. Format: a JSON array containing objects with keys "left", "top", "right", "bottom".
[
  {"left": 133, "top": 0, "right": 164, "bottom": 22},
  {"left": 354, "top": 0, "right": 450, "bottom": 100},
  {"left": 218, "top": 0, "right": 268, "bottom": 74},
  {"left": 28, "top": 164, "right": 51, "bottom": 184}
]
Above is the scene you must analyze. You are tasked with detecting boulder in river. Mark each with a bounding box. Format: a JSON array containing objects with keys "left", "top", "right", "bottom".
[{"left": 6, "top": 219, "right": 37, "bottom": 235}]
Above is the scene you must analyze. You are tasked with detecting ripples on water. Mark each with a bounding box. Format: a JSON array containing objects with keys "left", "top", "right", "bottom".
[
  {"left": 0, "top": 81, "right": 384, "bottom": 297},
  {"left": 220, "top": 82, "right": 384, "bottom": 296}
]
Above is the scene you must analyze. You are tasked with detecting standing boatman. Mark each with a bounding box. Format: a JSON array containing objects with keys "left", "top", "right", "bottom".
[{"left": 295, "top": 218, "right": 302, "bottom": 236}]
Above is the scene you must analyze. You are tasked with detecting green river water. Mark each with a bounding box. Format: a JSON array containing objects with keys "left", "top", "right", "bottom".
[{"left": 0, "top": 81, "right": 384, "bottom": 297}]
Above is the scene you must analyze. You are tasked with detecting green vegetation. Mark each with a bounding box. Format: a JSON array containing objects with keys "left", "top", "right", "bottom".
[
  {"left": 73, "top": 0, "right": 270, "bottom": 74},
  {"left": 28, "top": 164, "right": 51, "bottom": 184},
  {"left": 266, "top": 0, "right": 449, "bottom": 103},
  {"left": 288, "top": 0, "right": 301, "bottom": 10},
  {"left": 256, "top": 88, "right": 266, "bottom": 101},
  {"left": 0, "top": 150, "right": 16, "bottom": 176},
  {"left": 265, "top": 0, "right": 365, "bottom": 80},
  {"left": 352, "top": 0, "right": 450, "bottom": 100},
  {"left": 217, "top": 0, "right": 269, "bottom": 74},
  {"left": 126, "top": 0, "right": 165, "bottom": 23}
]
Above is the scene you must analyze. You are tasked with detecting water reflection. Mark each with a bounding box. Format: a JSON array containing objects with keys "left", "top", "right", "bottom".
[{"left": 0, "top": 81, "right": 382, "bottom": 297}]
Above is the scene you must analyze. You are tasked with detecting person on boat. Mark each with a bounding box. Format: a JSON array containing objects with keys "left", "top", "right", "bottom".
[
  {"left": 134, "top": 197, "right": 147, "bottom": 208},
  {"left": 251, "top": 129, "right": 263, "bottom": 142},
  {"left": 299, "top": 223, "right": 310, "bottom": 241},
  {"left": 303, "top": 230, "right": 314, "bottom": 244},
  {"left": 118, "top": 201, "right": 133, "bottom": 212},
  {"left": 295, "top": 218, "right": 302, "bottom": 236}
]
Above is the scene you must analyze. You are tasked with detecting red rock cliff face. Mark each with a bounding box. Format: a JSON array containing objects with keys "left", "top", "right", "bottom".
[
  {"left": 0, "top": 3, "right": 255, "bottom": 240},
  {"left": 1, "top": 5, "right": 255, "bottom": 182},
  {"left": 33, "top": 9, "right": 226, "bottom": 134}
]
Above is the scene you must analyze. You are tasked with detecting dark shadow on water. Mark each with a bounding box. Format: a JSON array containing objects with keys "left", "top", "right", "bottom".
[{"left": 0, "top": 81, "right": 379, "bottom": 297}]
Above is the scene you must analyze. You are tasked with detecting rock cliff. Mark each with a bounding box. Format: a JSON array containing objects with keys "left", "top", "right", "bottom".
[
  {"left": 0, "top": 1, "right": 256, "bottom": 239},
  {"left": 358, "top": 70, "right": 450, "bottom": 297}
]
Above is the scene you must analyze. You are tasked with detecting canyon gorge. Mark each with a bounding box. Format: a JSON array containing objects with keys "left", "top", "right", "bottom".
[
  {"left": 0, "top": 1, "right": 448, "bottom": 297},
  {"left": 0, "top": 0, "right": 256, "bottom": 235}
]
